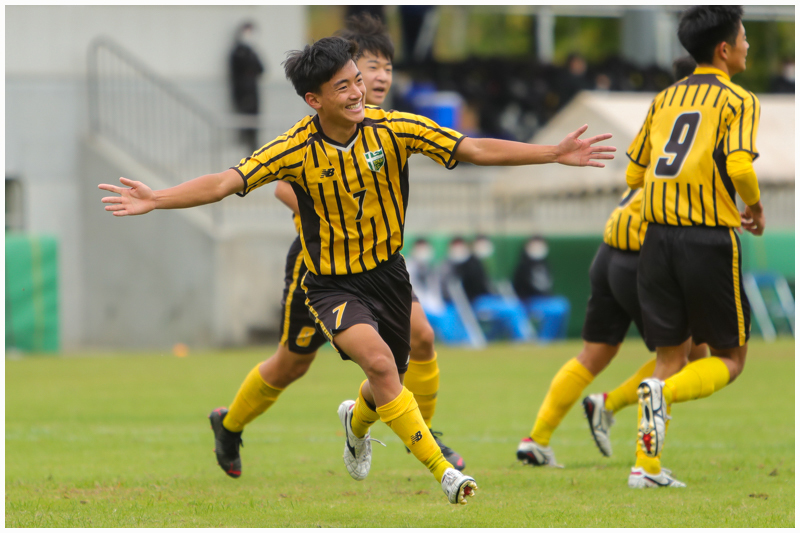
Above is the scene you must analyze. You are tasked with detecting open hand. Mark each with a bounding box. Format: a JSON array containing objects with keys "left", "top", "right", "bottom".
[
  {"left": 555, "top": 125, "right": 616, "bottom": 168},
  {"left": 98, "top": 177, "right": 156, "bottom": 216}
]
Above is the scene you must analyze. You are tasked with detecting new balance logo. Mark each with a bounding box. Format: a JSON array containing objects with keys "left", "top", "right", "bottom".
[
  {"left": 410, "top": 431, "right": 423, "bottom": 445},
  {"left": 321, "top": 168, "right": 335, "bottom": 178}
]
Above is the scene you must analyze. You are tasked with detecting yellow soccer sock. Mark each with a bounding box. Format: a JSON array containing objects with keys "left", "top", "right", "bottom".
[
  {"left": 663, "top": 356, "right": 731, "bottom": 404},
  {"left": 350, "top": 380, "right": 380, "bottom": 438},
  {"left": 378, "top": 387, "right": 452, "bottom": 483},
  {"left": 605, "top": 358, "right": 657, "bottom": 413},
  {"left": 404, "top": 353, "right": 440, "bottom": 428},
  {"left": 224, "top": 364, "right": 284, "bottom": 432},
  {"left": 530, "top": 358, "right": 594, "bottom": 446}
]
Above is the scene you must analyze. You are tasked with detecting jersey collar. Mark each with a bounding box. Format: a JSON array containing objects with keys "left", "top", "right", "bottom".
[{"left": 693, "top": 66, "right": 730, "bottom": 80}]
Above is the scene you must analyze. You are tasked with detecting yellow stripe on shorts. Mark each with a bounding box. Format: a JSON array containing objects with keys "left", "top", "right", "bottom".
[
  {"left": 300, "top": 272, "right": 337, "bottom": 348},
  {"left": 280, "top": 252, "right": 306, "bottom": 346},
  {"left": 729, "top": 229, "right": 745, "bottom": 346}
]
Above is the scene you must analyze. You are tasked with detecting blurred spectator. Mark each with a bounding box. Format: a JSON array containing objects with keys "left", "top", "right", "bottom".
[
  {"left": 512, "top": 236, "right": 571, "bottom": 342},
  {"left": 400, "top": 6, "right": 437, "bottom": 64},
  {"left": 770, "top": 59, "right": 795, "bottom": 93},
  {"left": 558, "top": 53, "right": 593, "bottom": 107},
  {"left": 443, "top": 236, "right": 534, "bottom": 342},
  {"left": 406, "top": 238, "right": 472, "bottom": 345},
  {"left": 672, "top": 55, "right": 697, "bottom": 81},
  {"left": 230, "top": 22, "right": 265, "bottom": 153}
]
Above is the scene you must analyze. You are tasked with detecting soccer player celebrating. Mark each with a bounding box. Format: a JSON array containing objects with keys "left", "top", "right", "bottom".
[
  {"left": 99, "top": 36, "right": 614, "bottom": 504},
  {"left": 625, "top": 6, "right": 763, "bottom": 487},
  {"left": 208, "top": 13, "right": 464, "bottom": 487}
]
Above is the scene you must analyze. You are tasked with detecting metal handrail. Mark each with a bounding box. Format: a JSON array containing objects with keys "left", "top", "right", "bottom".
[{"left": 87, "top": 36, "right": 223, "bottom": 189}]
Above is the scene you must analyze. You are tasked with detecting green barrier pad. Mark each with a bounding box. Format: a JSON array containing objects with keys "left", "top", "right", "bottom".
[{"left": 5, "top": 235, "right": 60, "bottom": 353}]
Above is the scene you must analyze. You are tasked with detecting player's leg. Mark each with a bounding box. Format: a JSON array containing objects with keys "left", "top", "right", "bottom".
[
  {"left": 305, "top": 258, "right": 475, "bottom": 503},
  {"left": 627, "top": 225, "right": 691, "bottom": 484},
  {"left": 210, "top": 236, "right": 326, "bottom": 478},
  {"left": 639, "top": 226, "right": 750, "bottom": 458},
  {"left": 519, "top": 244, "right": 627, "bottom": 465},
  {"left": 405, "top": 297, "right": 465, "bottom": 470}
]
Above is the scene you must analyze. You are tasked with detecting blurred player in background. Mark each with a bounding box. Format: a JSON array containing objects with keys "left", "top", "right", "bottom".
[
  {"left": 517, "top": 53, "right": 705, "bottom": 481},
  {"left": 626, "top": 5, "right": 763, "bottom": 488},
  {"left": 517, "top": 186, "right": 707, "bottom": 474},
  {"left": 99, "top": 34, "right": 614, "bottom": 504}
]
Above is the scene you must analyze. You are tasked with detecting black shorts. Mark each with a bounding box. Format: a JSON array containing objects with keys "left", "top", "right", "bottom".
[
  {"left": 582, "top": 243, "right": 654, "bottom": 351},
  {"left": 278, "top": 237, "right": 328, "bottom": 354},
  {"left": 638, "top": 224, "right": 750, "bottom": 349},
  {"left": 302, "top": 253, "right": 413, "bottom": 373}
]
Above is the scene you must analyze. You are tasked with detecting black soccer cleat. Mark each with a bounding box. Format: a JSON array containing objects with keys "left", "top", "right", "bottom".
[
  {"left": 432, "top": 430, "right": 466, "bottom": 471},
  {"left": 406, "top": 429, "right": 466, "bottom": 471},
  {"left": 209, "top": 407, "right": 243, "bottom": 478}
]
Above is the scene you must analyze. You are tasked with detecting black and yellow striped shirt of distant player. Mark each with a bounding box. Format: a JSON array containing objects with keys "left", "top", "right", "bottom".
[
  {"left": 603, "top": 188, "right": 647, "bottom": 252},
  {"left": 626, "top": 66, "right": 761, "bottom": 228},
  {"left": 233, "top": 105, "right": 464, "bottom": 276}
]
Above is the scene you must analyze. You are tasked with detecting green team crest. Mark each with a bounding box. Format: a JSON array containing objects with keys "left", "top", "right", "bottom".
[{"left": 364, "top": 149, "right": 385, "bottom": 172}]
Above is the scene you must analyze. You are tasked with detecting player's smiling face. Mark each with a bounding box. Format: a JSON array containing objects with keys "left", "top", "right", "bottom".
[
  {"left": 315, "top": 60, "right": 366, "bottom": 128},
  {"left": 356, "top": 51, "right": 392, "bottom": 106}
]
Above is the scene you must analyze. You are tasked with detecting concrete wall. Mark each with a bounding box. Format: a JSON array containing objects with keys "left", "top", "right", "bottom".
[{"left": 6, "top": 6, "right": 308, "bottom": 350}]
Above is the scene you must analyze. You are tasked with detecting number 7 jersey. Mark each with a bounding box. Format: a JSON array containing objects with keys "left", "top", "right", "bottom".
[
  {"left": 626, "top": 66, "right": 760, "bottom": 228},
  {"left": 233, "top": 106, "right": 465, "bottom": 275}
]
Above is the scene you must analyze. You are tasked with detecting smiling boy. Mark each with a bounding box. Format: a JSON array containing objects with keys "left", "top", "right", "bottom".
[{"left": 99, "top": 36, "right": 614, "bottom": 504}]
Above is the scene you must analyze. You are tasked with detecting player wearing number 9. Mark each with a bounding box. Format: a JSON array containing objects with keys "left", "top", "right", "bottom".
[{"left": 622, "top": 6, "right": 764, "bottom": 486}]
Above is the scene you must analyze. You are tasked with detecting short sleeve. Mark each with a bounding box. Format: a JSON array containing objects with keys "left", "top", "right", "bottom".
[
  {"left": 725, "top": 91, "right": 760, "bottom": 160},
  {"left": 626, "top": 99, "right": 657, "bottom": 168},
  {"left": 385, "top": 111, "right": 465, "bottom": 169},
  {"left": 233, "top": 118, "right": 312, "bottom": 197}
]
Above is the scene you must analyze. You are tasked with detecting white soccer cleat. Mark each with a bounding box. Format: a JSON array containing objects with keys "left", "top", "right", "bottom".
[
  {"left": 637, "top": 378, "right": 669, "bottom": 458},
  {"left": 441, "top": 467, "right": 477, "bottom": 505},
  {"left": 516, "top": 437, "right": 564, "bottom": 468},
  {"left": 337, "top": 400, "right": 384, "bottom": 481},
  {"left": 582, "top": 393, "right": 615, "bottom": 457},
  {"left": 628, "top": 466, "right": 686, "bottom": 488}
]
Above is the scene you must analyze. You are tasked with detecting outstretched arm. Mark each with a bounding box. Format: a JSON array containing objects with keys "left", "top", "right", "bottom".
[
  {"left": 453, "top": 125, "right": 615, "bottom": 167},
  {"left": 98, "top": 168, "right": 243, "bottom": 216}
]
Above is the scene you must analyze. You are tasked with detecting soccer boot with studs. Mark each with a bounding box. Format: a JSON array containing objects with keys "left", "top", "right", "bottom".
[{"left": 209, "top": 407, "right": 243, "bottom": 478}]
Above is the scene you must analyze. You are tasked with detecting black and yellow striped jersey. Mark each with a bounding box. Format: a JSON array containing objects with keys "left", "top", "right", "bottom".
[
  {"left": 603, "top": 188, "right": 647, "bottom": 252},
  {"left": 626, "top": 66, "right": 760, "bottom": 228},
  {"left": 233, "top": 106, "right": 464, "bottom": 275}
]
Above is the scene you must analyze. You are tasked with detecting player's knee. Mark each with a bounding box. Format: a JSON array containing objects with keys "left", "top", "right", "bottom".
[
  {"left": 360, "top": 351, "right": 398, "bottom": 381},
  {"left": 410, "top": 322, "right": 435, "bottom": 360},
  {"left": 285, "top": 356, "right": 314, "bottom": 382}
]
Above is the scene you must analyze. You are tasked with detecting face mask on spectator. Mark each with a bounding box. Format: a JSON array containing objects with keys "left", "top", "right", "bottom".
[
  {"left": 412, "top": 243, "right": 434, "bottom": 264},
  {"left": 526, "top": 241, "right": 548, "bottom": 260},
  {"left": 473, "top": 239, "right": 494, "bottom": 259},
  {"left": 448, "top": 243, "right": 471, "bottom": 263}
]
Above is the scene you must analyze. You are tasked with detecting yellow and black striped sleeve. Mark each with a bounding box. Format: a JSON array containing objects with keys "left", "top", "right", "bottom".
[
  {"left": 625, "top": 98, "right": 658, "bottom": 190},
  {"left": 384, "top": 110, "right": 465, "bottom": 169},
  {"left": 724, "top": 91, "right": 761, "bottom": 206},
  {"left": 232, "top": 116, "right": 314, "bottom": 197}
]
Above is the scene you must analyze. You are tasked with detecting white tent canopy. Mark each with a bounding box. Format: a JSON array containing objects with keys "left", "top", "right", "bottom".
[{"left": 493, "top": 91, "right": 794, "bottom": 198}]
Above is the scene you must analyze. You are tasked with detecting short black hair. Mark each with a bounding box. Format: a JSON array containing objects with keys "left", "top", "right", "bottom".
[
  {"left": 672, "top": 55, "right": 697, "bottom": 81},
  {"left": 337, "top": 13, "right": 394, "bottom": 63},
  {"left": 678, "top": 6, "right": 744, "bottom": 65},
  {"left": 283, "top": 36, "right": 358, "bottom": 97}
]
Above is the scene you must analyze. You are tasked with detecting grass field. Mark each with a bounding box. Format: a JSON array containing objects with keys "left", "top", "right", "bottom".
[{"left": 5, "top": 339, "right": 795, "bottom": 527}]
